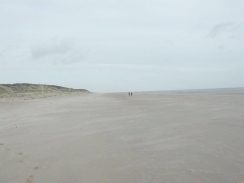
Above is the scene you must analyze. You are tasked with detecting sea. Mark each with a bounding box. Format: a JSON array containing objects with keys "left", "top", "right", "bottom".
[{"left": 138, "top": 87, "right": 244, "bottom": 95}]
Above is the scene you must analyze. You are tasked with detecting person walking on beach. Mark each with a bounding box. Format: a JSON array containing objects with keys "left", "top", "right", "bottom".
[
  {"left": 131, "top": 92, "right": 133, "bottom": 96},
  {"left": 128, "top": 92, "right": 130, "bottom": 96}
]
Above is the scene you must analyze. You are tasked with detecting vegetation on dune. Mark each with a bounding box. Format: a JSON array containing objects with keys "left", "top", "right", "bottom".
[{"left": 0, "top": 83, "right": 89, "bottom": 94}]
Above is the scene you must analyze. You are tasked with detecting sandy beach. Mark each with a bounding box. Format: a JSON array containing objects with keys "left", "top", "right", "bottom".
[{"left": 1, "top": 92, "right": 244, "bottom": 183}]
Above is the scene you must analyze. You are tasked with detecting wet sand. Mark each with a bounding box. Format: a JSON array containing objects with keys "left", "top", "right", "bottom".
[{"left": 1, "top": 92, "right": 244, "bottom": 183}]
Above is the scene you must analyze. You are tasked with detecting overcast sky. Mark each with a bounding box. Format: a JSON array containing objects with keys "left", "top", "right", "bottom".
[{"left": 0, "top": 0, "right": 243, "bottom": 92}]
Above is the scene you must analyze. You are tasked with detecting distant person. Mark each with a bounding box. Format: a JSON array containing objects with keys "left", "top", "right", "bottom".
[
  {"left": 131, "top": 92, "right": 133, "bottom": 96},
  {"left": 128, "top": 92, "right": 130, "bottom": 96}
]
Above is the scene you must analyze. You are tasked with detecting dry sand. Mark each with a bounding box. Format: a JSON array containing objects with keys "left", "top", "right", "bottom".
[{"left": 1, "top": 92, "right": 244, "bottom": 183}]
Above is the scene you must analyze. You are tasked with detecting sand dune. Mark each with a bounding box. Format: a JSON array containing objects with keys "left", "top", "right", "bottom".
[
  {"left": 0, "top": 83, "right": 89, "bottom": 100},
  {"left": 1, "top": 92, "right": 244, "bottom": 183}
]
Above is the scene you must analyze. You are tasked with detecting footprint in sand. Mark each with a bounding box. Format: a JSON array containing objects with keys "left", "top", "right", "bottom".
[
  {"left": 18, "top": 152, "right": 23, "bottom": 155},
  {"left": 0, "top": 143, "right": 4, "bottom": 146},
  {"left": 33, "top": 166, "right": 39, "bottom": 170},
  {"left": 5, "top": 148, "right": 10, "bottom": 151},
  {"left": 19, "top": 160, "right": 24, "bottom": 163},
  {"left": 27, "top": 175, "right": 34, "bottom": 183}
]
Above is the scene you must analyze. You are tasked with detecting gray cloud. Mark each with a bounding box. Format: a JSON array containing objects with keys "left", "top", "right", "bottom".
[
  {"left": 30, "top": 39, "right": 73, "bottom": 60},
  {"left": 30, "top": 38, "right": 89, "bottom": 65},
  {"left": 0, "top": 46, "right": 14, "bottom": 57},
  {"left": 206, "top": 22, "right": 236, "bottom": 38},
  {"left": 217, "top": 45, "right": 224, "bottom": 49},
  {"left": 229, "top": 23, "right": 243, "bottom": 33},
  {"left": 52, "top": 50, "right": 88, "bottom": 65}
]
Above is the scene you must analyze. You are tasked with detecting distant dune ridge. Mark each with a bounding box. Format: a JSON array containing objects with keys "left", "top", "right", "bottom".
[{"left": 0, "top": 83, "right": 89, "bottom": 98}]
